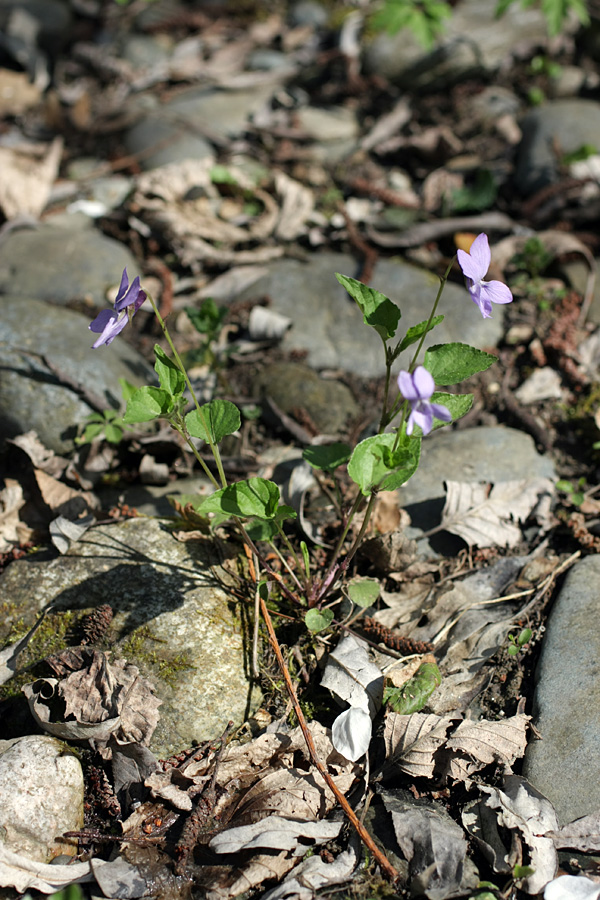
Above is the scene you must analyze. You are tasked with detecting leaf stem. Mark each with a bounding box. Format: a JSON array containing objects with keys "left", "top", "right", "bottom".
[{"left": 257, "top": 586, "right": 399, "bottom": 884}]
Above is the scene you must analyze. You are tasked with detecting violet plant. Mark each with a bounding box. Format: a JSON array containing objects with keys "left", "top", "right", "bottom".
[{"left": 90, "top": 233, "right": 512, "bottom": 631}]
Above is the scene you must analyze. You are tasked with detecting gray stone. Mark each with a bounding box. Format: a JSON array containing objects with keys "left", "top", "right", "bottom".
[
  {"left": 515, "top": 100, "right": 600, "bottom": 195},
  {"left": 296, "top": 106, "right": 359, "bottom": 162},
  {"left": 523, "top": 555, "right": 600, "bottom": 824},
  {"left": 121, "top": 33, "right": 174, "bottom": 69},
  {"left": 397, "top": 426, "right": 556, "bottom": 552},
  {"left": 237, "top": 253, "right": 505, "bottom": 377},
  {"left": 0, "top": 221, "right": 137, "bottom": 307},
  {"left": 0, "top": 0, "right": 72, "bottom": 48},
  {"left": 256, "top": 362, "right": 358, "bottom": 433},
  {"left": 0, "top": 735, "right": 83, "bottom": 862},
  {"left": 124, "top": 85, "right": 276, "bottom": 170},
  {"left": 0, "top": 518, "right": 261, "bottom": 759},
  {"left": 288, "top": 0, "right": 328, "bottom": 28},
  {"left": 0, "top": 296, "right": 152, "bottom": 453},
  {"left": 364, "top": 0, "right": 549, "bottom": 90}
]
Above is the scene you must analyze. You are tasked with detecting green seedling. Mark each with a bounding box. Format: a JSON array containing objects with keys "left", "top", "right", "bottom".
[{"left": 507, "top": 627, "right": 533, "bottom": 656}]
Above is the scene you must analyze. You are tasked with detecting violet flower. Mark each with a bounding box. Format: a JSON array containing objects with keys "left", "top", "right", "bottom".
[
  {"left": 457, "top": 233, "right": 513, "bottom": 319},
  {"left": 398, "top": 366, "right": 451, "bottom": 436},
  {"left": 89, "top": 269, "right": 146, "bottom": 348}
]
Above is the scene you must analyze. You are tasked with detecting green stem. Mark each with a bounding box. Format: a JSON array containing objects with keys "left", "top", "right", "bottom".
[
  {"left": 274, "top": 522, "right": 308, "bottom": 593},
  {"left": 146, "top": 293, "right": 228, "bottom": 489},
  {"left": 342, "top": 492, "right": 377, "bottom": 570},
  {"left": 171, "top": 421, "right": 220, "bottom": 490},
  {"left": 408, "top": 255, "right": 455, "bottom": 374},
  {"left": 312, "top": 491, "right": 365, "bottom": 605}
]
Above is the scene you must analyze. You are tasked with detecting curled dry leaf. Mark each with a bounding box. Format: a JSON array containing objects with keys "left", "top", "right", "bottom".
[
  {"left": 440, "top": 478, "right": 555, "bottom": 548},
  {"left": 0, "top": 137, "right": 63, "bottom": 219},
  {"left": 477, "top": 775, "right": 558, "bottom": 895},
  {"left": 261, "top": 843, "right": 359, "bottom": 900},
  {"left": 380, "top": 788, "right": 478, "bottom": 900},
  {"left": 321, "top": 634, "right": 383, "bottom": 717},
  {"left": 0, "top": 843, "right": 93, "bottom": 895},
  {"left": 0, "top": 478, "right": 27, "bottom": 553},
  {"left": 443, "top": 713, "right": 531, "bottom": 780},
  {"left": 8, "top": 431, "right": 68, "bottom": 478},
  {"left": 0, "top": 608, "right": 51, "bottom": 686},
  {"left": 23, "top": 649, "right": 161, "bottom": 748},
  {"left": 210, "top": 815, "right": 342, "bottom": 855}
]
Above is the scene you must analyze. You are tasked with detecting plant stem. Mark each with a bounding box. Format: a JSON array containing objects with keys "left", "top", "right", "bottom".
[
  {"left": 257, "top": 589, "right": 399, "bottom": 884},
  {"left": 146, "top": 292, "right": 228, "bottom": 489}
]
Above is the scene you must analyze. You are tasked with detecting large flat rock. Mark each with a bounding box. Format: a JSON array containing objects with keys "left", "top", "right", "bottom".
[
  {"left": 523, "top": 555, "right": 600, "bottom": 824},
  {"left": 0, "top": 519, "right": 261, "bottom": 759}
]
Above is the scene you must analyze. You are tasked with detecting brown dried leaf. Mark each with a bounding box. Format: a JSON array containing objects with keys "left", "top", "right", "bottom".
[
  {"left": 23, "top": 650, "right": 161, "bottom": 748},
  {"left": 440, "top": 478, "right": 555, "bottom": 548},
  {"left": 546, "top": 811, "right": 600, "bottom": 852},
  {"left": 0, "top": 479, "right": 26, "bottom": 553},
  {"left": 34, "top": 469, "right": 99, "bottom": 517},
  {"left": 0, "top": 137, "right": 63, "bottom": 219},
  {"left": 382, "top": 712, "right": 456, "bottom": 778},
  {"left": 443, "top": 714, "right": 530, "bottom": 780},
  {"left": 8, "top": 431, "right": 68, "bottom": 477}
]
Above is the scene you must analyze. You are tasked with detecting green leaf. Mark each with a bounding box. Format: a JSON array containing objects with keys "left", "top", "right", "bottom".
[
  {"left": 185, "top": 298, "right": 227, "bottom": 336},
  {"left": 408, "top": 392, "right": 474, "bottom": 437},
  {"left": 119, "top": 378, "right": 138, "bottom": 403},
  {"left": 335, "top": 273, "right": 400, "bottom": 341},
  {"left": 451, "top": 169, "right": 497, "bottom": 214},
  {"left": 185, "top": 400, "right": 241, "bottom": 444},
  {"left": 424, "top": 343, "right": 497, "bottom": 385},
  {"left": 347, "top": 579, "right": 380, "bottom": 608},
  {"left": 303, "top": 443, "right": 352, "bottom": 471},
  {"left": 154, "top": 345, "right": 185, "bottom": 397},
  {"left": 348, "top": 433, "right": 421, "bottom": 495},
  {"left": 305, "top": 608, "right": 334, "bottom": 633},
  {"left": 397, "top": 315, "right": 444, "bottom": 353},
  {"left": 104, "top": 423, "right": 123, "bottom": 444},
  {"left": 123, "top": 386, "right": 173, "bottom": 423},
  {"left": 383, "top": 662, "right": 442, "bottom": 714},
  {"left": 210, "top": 165, "right": 239, "bottom": 186},
  {"left": 199, "top": 477, "right": 282, "bottom": 520},
  {"left": 556, "top": 479, "right": 574, "bottom": 493},
  {"left": 245, "top": 519, "right": 278, "bottom": 541}
]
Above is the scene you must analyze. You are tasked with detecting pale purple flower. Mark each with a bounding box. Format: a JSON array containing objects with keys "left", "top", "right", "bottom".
[
  {"left": 457, "top": 233, "right": 513, "bottom": 319},
  {"left": 89, "top": 268, "right": 146, "bottom": 348},
  {"left": 398, "top": 366, "right": 452, "bottom": 436}
]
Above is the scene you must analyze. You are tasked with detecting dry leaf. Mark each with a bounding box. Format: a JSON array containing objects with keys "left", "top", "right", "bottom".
[
  {"left": 0, "top": 137, "right": 63, "bottom": 219},
  {"left": 261, "top": 844, "right": 358, "bottom": 900},
  {"left": 443, "top": 714, "right": 530, "bottom": 780},
  {"left": 274, "top": 171, "right": 314, "bottom": 241},
  {"left": 0, "top": 843, "right": 93, "bottom": 894},
  {"left": 382, "top": 712, "right": 456, "bottom": 779},
  {"left": 34, "top": 469, "right": 99, "bottom": 518},
  {"left": 210, "top": 816, "right": 342, "bottom": 855},
  {"left": 0, "top": 479, "right": 26, "bottom": 552},
  {"left": 321, "top": 634, "right": 383, "bottom": 716},
  {"left": 546, "top": 811, "right": 600, "bottom": 853},
  {"left": 8, "top": 432, "right": 68, "bottom": 478},
  {"left": 0, "top": 608, "right": 50, "bottom": 685},
  {"left": 440, "top": 478, "right": 555, "bottom": 548},
  {"left": 23, "top": 649, "right": 161, "bottom": 748},
  {"left": 478, "top": 776, "right": 558, "bottom": 895},
  {"left": 381, "top": 789, "right": 478, "bottom": 900}
]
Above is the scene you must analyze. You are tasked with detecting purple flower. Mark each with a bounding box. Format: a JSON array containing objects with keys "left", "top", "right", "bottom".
[
  {"left": 457, "top": 233, "right": 513, "bottom": 319},
  {"left": 398, "top": 366, "right": 452, "bottom": 436},
  {"left": 89, "top": 269, "right": 146, "bottom": 348}
]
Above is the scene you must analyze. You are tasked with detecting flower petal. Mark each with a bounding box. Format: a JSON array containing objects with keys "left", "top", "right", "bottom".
[
  {"left": 90, "top": 310, "right": 127, "bottom": 348},
  {"left": 411, "top": 404, "right": 434, "bottom": 435},
  {"left": 457, "top": 248, "right": 482, "bottom": 282},
  {"left": 114, "top": 268, "right": 130, "bottom": 307},
  {"left": 115, "top": 275, "right": 143, "bottom": 312},
  {"left": 398, "top": 370, "right": 418, "bottom": 401},
  {"left": 431, "top": 402, "right": 452, "bottom": 423},
  {"left": 89, "top": 308, "right": 116, "bottom": 334},
  {"left": 482, "top": 279, "right": 513, "bottom": 305},
  {"left": 412, "top": 365, "right": 434, "bottom": 400},
  {"left": 468, "top": 233, "right": 491, "bottom": 278}
]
